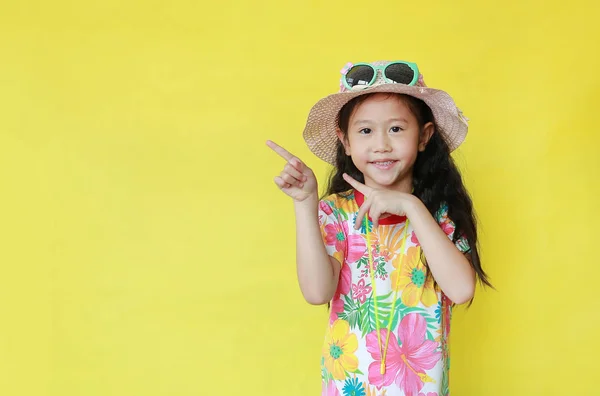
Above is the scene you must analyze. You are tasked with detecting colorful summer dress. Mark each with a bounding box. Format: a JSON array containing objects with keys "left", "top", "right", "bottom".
[{"left": 318, "top": 190, "right": 470, "bottom": 396}]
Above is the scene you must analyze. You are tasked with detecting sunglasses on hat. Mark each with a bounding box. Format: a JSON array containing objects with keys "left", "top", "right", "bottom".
[{"left": 341, "top": 61, "right": 420, "bottom": 90}]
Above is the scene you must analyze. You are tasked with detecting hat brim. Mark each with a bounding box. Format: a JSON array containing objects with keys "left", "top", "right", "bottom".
[{"left": 302, "top": 84, "right": 468, "bottom": 165}]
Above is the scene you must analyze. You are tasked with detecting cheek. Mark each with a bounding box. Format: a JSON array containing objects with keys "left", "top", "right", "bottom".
[
  {"left": 395, "top": 137, "right": 420, "bottom": 158},
  {"left": 347, "top": 146, "right": 370, "bottom": 170},
  {"left": 346, "top": 137, "right": 363, "bottom": 156},
  {"left": 348, "top": 144, "right": 369, "bottom": 162}
]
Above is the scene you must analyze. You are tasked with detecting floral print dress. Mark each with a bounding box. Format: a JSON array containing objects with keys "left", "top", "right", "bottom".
[{"left": 318, "top": 190, "right": 470, "bottom": 396}]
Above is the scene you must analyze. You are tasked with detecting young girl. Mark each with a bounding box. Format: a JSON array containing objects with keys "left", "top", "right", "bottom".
[{"left": 267, "top": 60, "right": 491, "bottom": 396}]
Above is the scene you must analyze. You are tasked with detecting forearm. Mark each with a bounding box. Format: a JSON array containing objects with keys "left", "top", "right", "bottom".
[
  {"left": 294, "top": 197, "right": 340, "bottom": 305},
  {"left": 406, "top": 197, "right": 475, "bottom": 304}
]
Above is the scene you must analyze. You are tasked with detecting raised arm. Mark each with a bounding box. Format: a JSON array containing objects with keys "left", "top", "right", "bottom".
[{"left": 267, "top": 140, "right": 340, "bottom": 305}]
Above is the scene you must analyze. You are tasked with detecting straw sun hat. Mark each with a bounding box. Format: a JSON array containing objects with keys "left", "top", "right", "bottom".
[{"left": 302, "top": 60, "right": 470, "bottom": 165}]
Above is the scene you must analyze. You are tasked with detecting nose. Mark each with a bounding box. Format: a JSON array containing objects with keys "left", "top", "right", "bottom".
[{"left": 373, "top": 130, "right": 392, "bottom": 153}]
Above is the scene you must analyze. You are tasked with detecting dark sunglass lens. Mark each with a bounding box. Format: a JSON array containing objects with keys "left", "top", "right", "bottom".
[
  {"left": 384, "top": 63, "right": 415, "bottom": 84},
  {"left": 345, "top": 65, "right": 375, "bottom": 88}
]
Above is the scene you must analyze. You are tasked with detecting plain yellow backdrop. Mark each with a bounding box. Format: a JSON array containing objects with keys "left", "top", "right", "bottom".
[{"left": 1, "top": 0, "right": 599, "bottom": 395}]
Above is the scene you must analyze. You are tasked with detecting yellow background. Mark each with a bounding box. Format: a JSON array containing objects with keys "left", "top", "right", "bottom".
[{"left": 1, "top": 1, "right": 599, "bottom": 395}]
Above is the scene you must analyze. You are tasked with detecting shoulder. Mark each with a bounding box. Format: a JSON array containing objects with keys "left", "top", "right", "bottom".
[
  {"left": 433, "top": 202, "right": 457, "bottom": 236},
  {"left": 318, "top": 191, "right": 359, "bottom": 224},
  {"left": 319, "top": 190, "right": 355, "bottom": 210},
  {"left": 434, "top": 202, "right": 450, "bottom": 223}
]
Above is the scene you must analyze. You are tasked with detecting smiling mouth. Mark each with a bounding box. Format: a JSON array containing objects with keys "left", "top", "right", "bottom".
[{"left": 370, "top": 160, "right": 398, "bottom": 169}]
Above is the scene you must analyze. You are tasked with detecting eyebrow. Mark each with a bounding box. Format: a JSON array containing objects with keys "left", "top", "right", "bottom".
[{"left": 351, "top": 118, "right": 409, "bottom": 125}]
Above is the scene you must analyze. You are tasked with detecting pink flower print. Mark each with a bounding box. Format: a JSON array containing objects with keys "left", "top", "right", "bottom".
[
  {"left": 351, "top": 279, "right": 372, "bottom": 304},
  {"left": 320, "top": 200, "right": 334, "bottom": 216},
  {"left": 360, "top": 258, "right": 388, "bottom": 281},
  {"left": 369, "top": 237, "right": 390, "bottom": 261},
  {"left": 338, "top": 261, "right": 352, "bottom": 296},
  {"left": 419, "top": 393, "right": 438, "bottom": 396},
  {"left": 324, "top": 221, "right": 366, "bottom": 264},
  {"left": 324, "top": 222, "right": 346, "bottom": 254},
  {"left": 439, "top": 219, "right": 455, "bottom": 237},
  {"left": 417, "top": 74, "right": 427, "bottom": 87},
  {"left": 365, "top": 328, "right": 401, "bottom": 389},
  {"left": 346, "top": 232, "right": 367, "bottom": 264},
  {"left": 369, "top": 245, "right": 379, "bottom": 262},
  {"left": 329, "top": 294, "right": 345, "bottom": 324},
  {"left": 366, "top": 314, "right": 441, "bottom": 395},
  {"left": 322, "top": 379, "right": 341, "bottom": 396},
  {"left": 379, "top": 248, "right": 392, "bottom": 262},
  {"left": 437, "top": 208, "right": 455, "bottom": 237},
  {"left": 411, "top": 231, "right": 419, "bottom": 245},
  {"left": 360, "top": 266, "right": 370, "bottom": 279},
  {"left": 367, "top": 234, "right": 391, "bottom": 269}
]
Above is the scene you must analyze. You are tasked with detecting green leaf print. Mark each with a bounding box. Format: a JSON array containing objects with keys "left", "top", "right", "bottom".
[
  {"left": 338, "top": 294, "right": 362, "bottom": 330},
  {"left": 359, "top": 292, "right": 393, "bottom": 337},
  {"left": 441, "top": 361, "right": 450, "bottom": 396},
  {"left": 333, "top": 206, "right": 349, "bottom": 221},
  {"left": 388, "top": 299, "right": 439, "bottom": 341},
  {"left": 356, "top": 256, "right": 369, "bottom": 270},
  {"left": 359, "top": 256, "right": 388, "bottom": 278},
  {"left": 389, "top": 300, "right": 403, "bottom": 331},
  {"left": 374, "top": 258, "right": 388, "bottom": 278},
  {"left": 456, "top": 237, "right": 470, "bottom": 253}
]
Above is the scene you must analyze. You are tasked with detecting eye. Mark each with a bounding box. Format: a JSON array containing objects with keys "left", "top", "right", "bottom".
[
  {"left": 390, "top": 126, "right": 402, "bottom": 133},
  {"left": 359, "top": 128, "right": 372, "bottom": 134}
]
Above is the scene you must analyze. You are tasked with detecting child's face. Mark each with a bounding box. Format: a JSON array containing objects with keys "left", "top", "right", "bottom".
[{"left": 337, "top": 93, "right": 432, "bottom": 191}]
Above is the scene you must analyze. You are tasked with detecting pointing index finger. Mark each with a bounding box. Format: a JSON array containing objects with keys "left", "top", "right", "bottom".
[
  {"left": 343, "top": 173, "right": 371, "bottom": 195},
  {"left": 266, "top": 140, "right": 294, "bottom": 162}
]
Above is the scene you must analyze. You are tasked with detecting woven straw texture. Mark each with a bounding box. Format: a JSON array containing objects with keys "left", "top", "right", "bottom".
[{"left": 302, "top": 61, "right": 468, "bottom": 165}]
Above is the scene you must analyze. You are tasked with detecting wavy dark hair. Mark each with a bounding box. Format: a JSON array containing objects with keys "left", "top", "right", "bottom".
[{"left": 324, "top": 93, "right": 492, "bottom": 296}]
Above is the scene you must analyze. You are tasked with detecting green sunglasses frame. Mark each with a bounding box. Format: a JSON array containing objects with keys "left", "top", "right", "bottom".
[{"left": 341, "top": 61, "right": 420, "bottom": 90}]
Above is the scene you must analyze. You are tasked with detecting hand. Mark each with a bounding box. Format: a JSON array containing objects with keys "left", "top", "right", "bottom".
[
  {"left": 343, "top": 173, "right": 416, "bottom": 229},
  {"left": 267, "top": 140, "right": 318, "bottom": 202}
]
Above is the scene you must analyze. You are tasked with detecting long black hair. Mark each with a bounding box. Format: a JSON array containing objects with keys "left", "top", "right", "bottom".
[{"left": 324, "top": 93, "right": 492, "bottom": 292}]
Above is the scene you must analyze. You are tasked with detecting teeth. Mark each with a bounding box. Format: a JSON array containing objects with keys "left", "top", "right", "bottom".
[{"left": 374, "top": 161, "right": 394, "bottom": 165}]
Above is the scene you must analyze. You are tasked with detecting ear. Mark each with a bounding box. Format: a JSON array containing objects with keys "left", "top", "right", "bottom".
[
  {"left": 418, "top": 122, "right": 435, "bottom": 152},
  {"left": 336, "top": 128, "right": 351, "bottom": 155}
]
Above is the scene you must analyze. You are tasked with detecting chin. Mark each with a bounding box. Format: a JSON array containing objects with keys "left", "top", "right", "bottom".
[{"left": 364, "top": 173, "right": 403, "bottom": 188}]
